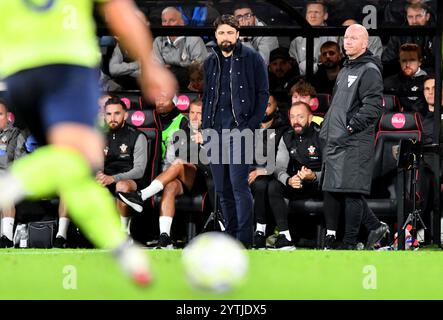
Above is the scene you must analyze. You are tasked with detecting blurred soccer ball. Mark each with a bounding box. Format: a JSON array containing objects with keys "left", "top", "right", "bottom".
[{"left": 182, "top": 232, "right": 248, "bottom": 292}]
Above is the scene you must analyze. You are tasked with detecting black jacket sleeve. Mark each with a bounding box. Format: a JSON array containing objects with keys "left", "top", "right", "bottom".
[{"left": 247, "top": 54, "right": 269, "bottom": 130}]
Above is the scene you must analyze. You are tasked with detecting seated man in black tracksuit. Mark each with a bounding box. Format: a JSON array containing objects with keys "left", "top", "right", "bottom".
[
  {"left": 254, "top": 101, "right": 323, "bottom": 250},
  {"left": 249, "top": 94, "right": 289, "bottom": 249}
]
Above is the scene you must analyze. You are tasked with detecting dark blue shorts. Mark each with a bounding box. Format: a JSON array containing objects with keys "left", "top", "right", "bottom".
[{"left": 5, "top": 64, "right": 100, "bottom": 145}]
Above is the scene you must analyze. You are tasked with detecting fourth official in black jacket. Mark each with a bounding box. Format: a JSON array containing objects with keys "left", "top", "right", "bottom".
[{"left": 319, "top": 24, "right": 388, "bottom": 250}]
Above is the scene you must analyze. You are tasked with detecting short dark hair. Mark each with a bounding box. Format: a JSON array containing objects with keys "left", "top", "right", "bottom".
[
  {"left": 214, "top": 14, "right": 240, "bottom": 31},
  {"left": 320, "top": 41, "right": 340, "bottom": 52},
  {"left": 290, "top": 79, "right": 317, "bottom": 97},
  {"left": 190, "top": 98, "right": 203, "bottom": 108},
  {"left": 306, "top": 1, "right": 328, "bottom": 13},
  {"left": 104, "top": 96, "right": 128, "bottom": 111},
  {"left": 406, "top": 2, "right": 429, "bottom": 14},
  {"left": 233, "top": 2, "right": 253, "bottom": 12},
  {"left": 399, "top": 43, "right": 422, "bottom": 61},
  {"left": 423, "top": 74, "right": 436, "bottom": 84}
]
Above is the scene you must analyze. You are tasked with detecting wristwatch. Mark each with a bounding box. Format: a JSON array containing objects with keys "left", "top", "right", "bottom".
[{"left": 346, "top": 125, "right": 354, "bottom": 134}]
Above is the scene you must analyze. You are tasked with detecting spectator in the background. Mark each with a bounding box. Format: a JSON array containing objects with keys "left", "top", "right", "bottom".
[
  {"left": 311, "top": 41, "right": 342, "bottom": 95},
  {"left": 383, "top": 0, "right": 436, "bottom": 27},
  {"left": 289, "top": 1, "right": 337, "bottom": 75},
  {"left": 108, "top": 10, "right": 148, "bottom": 91},
  {"left": 109, "top": 41, "right": 141, "bottom": 90},
  {"left": 0, "top": 100, "right": 27, "bottom": 247},
  {"left": 290, "top": 79, "right": 324, "bottom": 125},
  {"left": 384, "top": 43, "right": 428, "bottom": 115},
  {"left": 154, "top": 94, "right": 189, "bottom": 161},
  {"left": 153, "top": 7, "right": 208, "bottom": 90},
  {"left": 233, "top": 2, "right": 279, "bottom": 65},
  {"left": 268, "top": 47, "right": 300, "bottom": 107},
  {"left": 340, "top": 19, "right": 383, "bottom": 59},
  {"left": 187, "top": 61, "right": 205, "bottom": 93},
  {"left": 382, "top": 2, "right": 435, "bottom": 77}
]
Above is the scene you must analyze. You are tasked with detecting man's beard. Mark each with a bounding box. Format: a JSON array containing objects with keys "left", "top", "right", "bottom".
[
  {"left": 109, "top": 122, "right": 123, "bottom": 131},
  {"left": 294, "top": 123, "right": 309, "bottom": 135},
  {"left": 323, "top": 61, "right": 338, "bottom": 69},
  {"left": 220, "top": 42, "right": 235, "bottom": 53}
]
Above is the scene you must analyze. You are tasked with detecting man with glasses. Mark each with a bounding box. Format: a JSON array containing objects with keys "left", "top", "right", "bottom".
[{"left": 233, "top": 3, "right": 279, "bottom": 65}]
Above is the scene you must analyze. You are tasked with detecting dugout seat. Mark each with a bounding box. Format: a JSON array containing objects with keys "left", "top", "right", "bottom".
[
  {"left": 312, "top": 93, "right": 331, "bottom": 117},
  {"left": 125, "top": 109, "right": 162, "bottom": 242}
]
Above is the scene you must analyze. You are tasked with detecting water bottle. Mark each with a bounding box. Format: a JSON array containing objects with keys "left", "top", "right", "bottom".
[
  {"left": 19, "top": 225, "right": 28, "bottom": 248},
  {"left": 14, "top": 224, "right": 28, "bottom": 248}
]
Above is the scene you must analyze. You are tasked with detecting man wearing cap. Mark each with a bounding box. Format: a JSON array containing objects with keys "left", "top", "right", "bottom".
[{"left": 268, "top": 47, "right": 300, "bottom": 106}]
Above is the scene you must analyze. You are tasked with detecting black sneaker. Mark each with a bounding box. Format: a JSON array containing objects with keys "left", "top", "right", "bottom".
[
  {"left": 156, "top": 233, "right": 173, "bottom": 249},
  {"left": 269, "top": 234, "right": 295, "bottom": 251},
  {"left": 53, "top": 236, "right": 67, "bottom": 248},
  {"left": 253, "top": 231, "right": 266, "bottom": 249},
  {"left": 118, "top": 191, "right": 144, "bottom": 213},
  {"left": 324, "top": 234, "right": 337, "bottom": 250},
  {"left": 365, "top": 221, "right": 389, "bottom": 250},
  {"left": 0, "top": 235, "right": 13, "bottom": 248}
]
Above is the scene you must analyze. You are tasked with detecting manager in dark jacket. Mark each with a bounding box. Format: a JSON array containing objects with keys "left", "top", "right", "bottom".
[
  {"left": 202, "top": 14, "right": 269, "bottom": 247},
  {"left": 320, "top": 24, "right": 388, "bottom": 250}
]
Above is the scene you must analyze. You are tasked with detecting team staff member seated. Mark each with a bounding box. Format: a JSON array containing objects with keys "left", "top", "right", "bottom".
[
  {"left": 255, "top": 101, "right": 323, "bottom": 250},
  {"left": 96, "top": 97, "right": 149, "bottom": 234}
]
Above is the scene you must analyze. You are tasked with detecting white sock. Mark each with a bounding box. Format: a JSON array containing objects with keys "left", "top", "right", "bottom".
[
  {"left": 56, "top": 217, "right": 70, "bottom": 239},
  {"left": 141, "top": 179, "right": 163, "bottom": 201},
  {"left": 120, "top": 216, "right": 130, "bottom": 234},
  {"left": 1, "top": 217, "right": 14, "bottom": 241},
  {"left": 326, "top": 230, "right": 336, "bottom": 237},
  {"left": 417, "top": 228, "right": 425, "bottom": 242},
  {"left": 280, "top": 230, "right": 292, "bottom": 241},
  {"left": 159, "top": 216, "right": 173, "bottom": 236},
  {"left": 256, "top": 223, "right": 266, "bottom": 234}
]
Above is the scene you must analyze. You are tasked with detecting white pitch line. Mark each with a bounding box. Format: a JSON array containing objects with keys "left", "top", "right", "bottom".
[{"left": 0, "top": 249, "right": 110, "bottom": 255}]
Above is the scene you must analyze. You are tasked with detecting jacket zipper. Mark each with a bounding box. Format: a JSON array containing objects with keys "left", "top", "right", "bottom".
[
  {"left": 211, "top": 48, "right": 221, "bottom": 127},
  {"left": 229, "top": 56, "right": 239, "bottom": 126}
]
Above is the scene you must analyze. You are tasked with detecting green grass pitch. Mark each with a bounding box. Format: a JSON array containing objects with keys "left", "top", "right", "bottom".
[{"left": 0, "top": 248, "right": 442, "bottom": 300}]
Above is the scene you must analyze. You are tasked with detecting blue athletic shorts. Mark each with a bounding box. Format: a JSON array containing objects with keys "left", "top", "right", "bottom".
[{"left": 5, "top": 64, "right": 100, "bottom": 145}]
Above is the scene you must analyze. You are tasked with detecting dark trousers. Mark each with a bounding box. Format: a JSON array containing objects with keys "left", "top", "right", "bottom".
[
  {"left": 250, "top": 175, "right": 274, "bottom": 226},
  {"left": 323, "top": 191, "right": 381, "bottom": 245},
  {"left": 210, "top": 162, "right": 253, "bottom": 246},
  {"left": 264, "top": 178, "right": 320, "bottom": 232}
]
